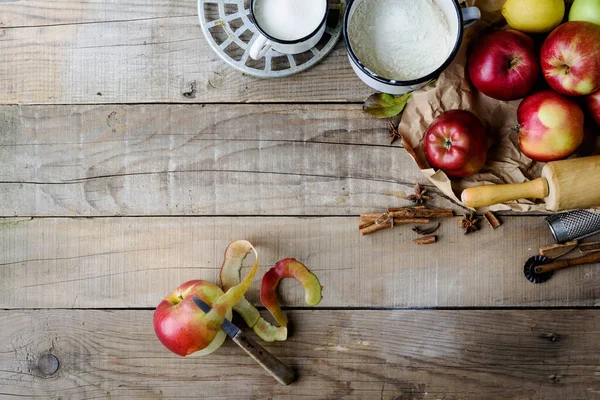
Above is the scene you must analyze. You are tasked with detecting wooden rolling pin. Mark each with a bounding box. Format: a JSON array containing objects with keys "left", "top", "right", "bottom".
[{"left": 461, "top": 156, "right": 600, "bottom": 211}]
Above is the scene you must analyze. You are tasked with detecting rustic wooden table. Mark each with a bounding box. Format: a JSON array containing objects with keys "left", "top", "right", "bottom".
[{"left": 2, "top": 1, "right": 600, "bottom": 399}]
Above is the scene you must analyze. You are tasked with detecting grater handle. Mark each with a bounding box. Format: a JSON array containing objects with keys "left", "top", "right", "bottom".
[{"left": 535, "top": 252, "right": 600, "bottom": 274}]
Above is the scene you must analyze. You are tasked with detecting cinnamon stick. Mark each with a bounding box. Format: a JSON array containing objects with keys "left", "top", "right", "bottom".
[
  {"left": 360, "top": 220, "right": 393, "bottom": 236},
  {"left": 359, "top": 215, "right": 430, "bottom": 226},
  {"left": 359, "top": 214, "right": 376, "bottom": 230},
  {"left": 388, "top": 208, "right": 453, "bottom": 218},
  {"left": 484, "top": 211, "right": 501, "bottom": 229},
  {"left": 539, "top": 240, "right": 578, "bottom": 260},
  {"left": 359, "top": 207, "right": 451, "bottom": 236},
  {"left": 393, "top": 217, "right": 430, "bottom": 224},
  {"left": 362, "top": 207, "right": 452, "bottom": 219},
  {"left": 360, "top": 213, "right": 386, "bottom": 220},
  {"left": 413, "top": 235, "right": 437, "bottom": 245},
  {"left": 359, "top": 220, "right": 375, "bottom": 230},
  {"left": 579, "top": 241, "right": 600, "bottom": 254},
  {"left": 388, "top": 205, "right": 427, "bottom": 211}
]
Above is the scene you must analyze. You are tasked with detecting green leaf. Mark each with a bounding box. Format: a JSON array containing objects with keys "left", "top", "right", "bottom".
[{"left": 363, "top": 92, "right": 412, "bottom": 118}]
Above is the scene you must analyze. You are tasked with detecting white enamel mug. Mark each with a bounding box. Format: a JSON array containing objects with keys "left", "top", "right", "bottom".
[
  {"left": 249, "top": 0, "right": 329, "bottom": 60},
  {"left": 343, "top": 0, "right": 481, "bottom": 95}
]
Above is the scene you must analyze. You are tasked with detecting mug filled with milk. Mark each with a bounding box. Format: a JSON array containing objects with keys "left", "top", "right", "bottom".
[
  {"left": 343, "top": 0, "right": 481, "bottom": 94},
  {"left": 249, "top": 0, "right": 329, "bottom": 60}
]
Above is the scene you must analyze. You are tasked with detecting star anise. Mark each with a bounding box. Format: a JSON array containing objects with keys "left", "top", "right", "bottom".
[
  {"left": 388, "top": 120, "right": 402, "bottom": 145},
  {"left": 407, "top": 183, "right": 431, "bottom": 205},
  {"left": 459, "top": 213, "right": 480, "bottom": 235}
]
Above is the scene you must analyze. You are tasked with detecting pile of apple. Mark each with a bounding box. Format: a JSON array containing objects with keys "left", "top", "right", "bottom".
[{"left": 424, "top": 0, "right": 600, "bottom": 178}]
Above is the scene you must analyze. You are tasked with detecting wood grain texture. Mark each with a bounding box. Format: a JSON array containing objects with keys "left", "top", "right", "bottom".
[
  {"left": 0, "top": 11, "right": 371, "bottom": 104},
  {"left": 2, "top": 216, "right": 600, "bottom": 309},
  {"left": 1, "top": 0, "right": 195, "bottom": 28},
  {"left": 2, "top": 309, "right": 600, "bottom": 399},
  {"left": 231, "top": 331, "right": 296, "bottom": 386},
  {"left": 0, "top": 104, "right": 460, "bottom": 216}
]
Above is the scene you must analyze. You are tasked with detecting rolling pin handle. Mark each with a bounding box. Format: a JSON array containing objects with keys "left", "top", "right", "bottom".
[{"left": 461, "top": 178, "right": 549, "bottom": 209}]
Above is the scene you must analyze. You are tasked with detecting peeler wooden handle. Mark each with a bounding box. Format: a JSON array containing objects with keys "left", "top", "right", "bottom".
[
  {"left": 461, "top": 178, "right": 549, "bottom": 208},
  {"left": 232, "top": 330, "right": 295, "bottom": 386},
  {"left": 535, "top": 252, "right": 600, "bottom": 274}
]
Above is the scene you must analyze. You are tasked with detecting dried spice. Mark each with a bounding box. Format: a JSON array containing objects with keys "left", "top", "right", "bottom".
[
  {"left": 388, "top": 120, "right": 403, "bottom": 145},
  {"left": 413, "top": 236, "right": 437, "bottom": 245},
  {"left": 412, "top": 222, "right": 441, "bottom": 236},
  {"left": 459, "top": 213, "right": 480, "bottom": 234},
  {"left": 483, "top": 211, "right": 501, "bottom": 229},
  {"left": 359, "top": 207, "right": 452, "bottom": 236},
  {"left": 360, "top": 218, "right": 393, "bottom": 236},
  {"left": 407, "top": 183, "right": 431, "bottom": 205},
  {"left": 387, "top": 207, "right": 453, "bottom": 218}
]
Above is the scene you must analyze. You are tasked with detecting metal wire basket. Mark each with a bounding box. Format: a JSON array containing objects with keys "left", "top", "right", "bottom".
[{"left": 198, "top": 0, "right": 345, "bottom": 78}]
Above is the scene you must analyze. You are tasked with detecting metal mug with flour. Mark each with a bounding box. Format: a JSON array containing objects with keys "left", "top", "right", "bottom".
[
  {"left": 343, "top": 0, "right": 481, "bottom": 94},
  {"left": 249, "top": 0, "right": 329, "bottom": 60}
]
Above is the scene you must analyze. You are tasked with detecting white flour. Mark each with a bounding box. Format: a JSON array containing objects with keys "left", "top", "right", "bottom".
[{"left": 348, "top": 0, "right": 453, "bottom": 80}]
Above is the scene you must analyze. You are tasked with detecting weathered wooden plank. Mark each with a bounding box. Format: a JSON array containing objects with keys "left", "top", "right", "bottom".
[
  {"left": 2, "top": 309, "right": 600, "bottom": 399},
  {"left": 0, "top": 104, "right": 458, "bottom": 216},
  {"left": 1, "top": 0, "right": 194, "bottom": 28},
  {"left": 0, "top": 13, "right": 371, "bottom": 104},
  {"left": 2, "top": 216, "right": 599, "bottom": 309}
]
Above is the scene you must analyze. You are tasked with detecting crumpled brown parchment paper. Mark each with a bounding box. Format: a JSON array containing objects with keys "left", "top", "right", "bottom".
[{"left": 398, "top": 0, "right": 599, "bottom": 212}]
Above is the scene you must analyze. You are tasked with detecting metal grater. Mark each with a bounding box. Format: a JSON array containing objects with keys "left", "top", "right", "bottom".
[{"left": 546, "top": 210, "right": 600, "bottom": 244}]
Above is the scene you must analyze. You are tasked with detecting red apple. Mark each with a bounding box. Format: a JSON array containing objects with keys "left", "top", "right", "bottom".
[
  {"left": 154, "top": 280, "right": 232, "bottom": 357},
  {"left": 468, "top": 30, "right": 540, "bottom": 101},
  {"left": 518, "top": 90, "right": 585, "bottom": 162},
  {"left": 541, "top": 21, "right": 600, "bottom": 96},
  {"left": 424, "top": 110, "right": 488, "bottom": 178},
  {"left": 587, "top": 90, "right": 600, "bottom": 127},
  {"left": 154, "top": 247, "right": 258, "bottom": 357}
]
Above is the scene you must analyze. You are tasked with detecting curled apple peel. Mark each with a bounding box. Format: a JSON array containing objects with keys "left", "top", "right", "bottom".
[
  {"left": 220, "top": 240, "right": 287, "bottom": 342},
  {"left": 261, "top": 258, "right": 322, "bottom": 327},
  {"left": 153, "top": 244, "right": 258, "bottom": 356}
]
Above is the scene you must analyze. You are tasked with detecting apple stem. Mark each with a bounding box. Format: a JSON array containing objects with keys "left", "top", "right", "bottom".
[
  {"left": 508, "top": 57, "right": 519, "bottom": 70},
  {"left": 562, "top": 64, "right": 570, "bottom": 75}
]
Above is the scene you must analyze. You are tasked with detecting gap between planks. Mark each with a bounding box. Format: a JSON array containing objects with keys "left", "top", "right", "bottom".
[{"left": 0, "top": 213, "right": 548, "bottom": 218}]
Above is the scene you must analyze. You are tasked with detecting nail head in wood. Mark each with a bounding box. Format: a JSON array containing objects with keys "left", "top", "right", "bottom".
[{"left": 38, "top": 354, "right": 59, "bottom": 375}]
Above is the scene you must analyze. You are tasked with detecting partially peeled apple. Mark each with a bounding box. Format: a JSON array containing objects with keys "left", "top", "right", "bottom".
[
  {"left": 154, "top": 241, "right": 323, "bottom": 357},
  {"left": 153, "top": 245, "right": 259, "bottom": 356}
]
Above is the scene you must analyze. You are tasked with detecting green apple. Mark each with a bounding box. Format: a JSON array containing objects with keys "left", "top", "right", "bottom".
[{"left": 569, "top": 0, "right": 600, "bottom": 25}]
